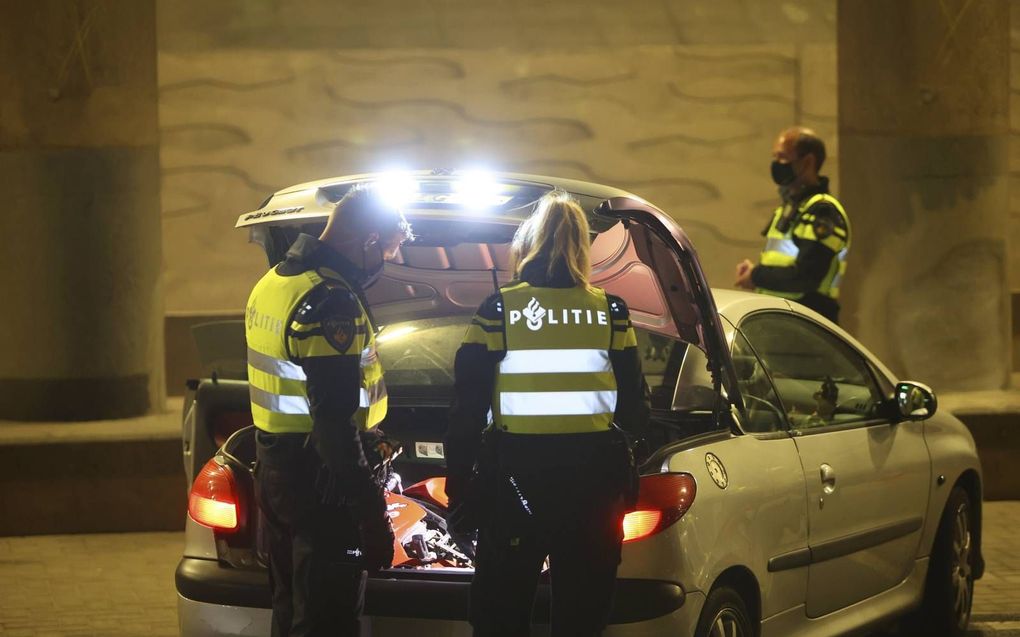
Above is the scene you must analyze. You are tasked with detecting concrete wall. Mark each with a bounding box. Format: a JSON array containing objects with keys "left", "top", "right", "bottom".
[{"left": 156, "top": 0, "right": 838, "bottom": 314}]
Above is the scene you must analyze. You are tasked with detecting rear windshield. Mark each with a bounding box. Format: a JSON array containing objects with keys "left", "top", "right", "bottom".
[
  {"left": 376, "top": 317, "right": 684, "bottom": 407},
  {"left": 376, "top": 317, "right": 464, "bottom": 399}
]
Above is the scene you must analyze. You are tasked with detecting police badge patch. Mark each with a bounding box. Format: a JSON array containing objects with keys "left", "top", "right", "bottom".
[
  {"left": 322, "top": 315, "right": 356, "bottom": 353},
  {"left": 813, "top": 217, "right": 835, "bottom": 239}
]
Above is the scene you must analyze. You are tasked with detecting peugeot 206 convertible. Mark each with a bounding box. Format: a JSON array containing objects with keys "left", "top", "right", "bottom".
[{"left": 176, "top": 170, "right": 983, "bottom": 637}]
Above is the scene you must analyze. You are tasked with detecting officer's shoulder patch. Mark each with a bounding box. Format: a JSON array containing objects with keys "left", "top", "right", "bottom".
[
  {"left": 322, "top": 314, "right": 357, "bottom": 353},
  {"left": 813, "top": 216, "right": 835, "bottom": 239},
  {"left": 476, "top": 292, "right": 504, "bottom": 320},
  {"left": 606, "top": 294, "right": 630, "bottom": 320},
  {"left": 295, "top": 284, "right": 359, "bottom": 326}
]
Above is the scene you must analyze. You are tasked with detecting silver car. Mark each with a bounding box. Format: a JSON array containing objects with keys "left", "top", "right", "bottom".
[{"left": 176, "top": 171, "right": 983, "bottom": 637}]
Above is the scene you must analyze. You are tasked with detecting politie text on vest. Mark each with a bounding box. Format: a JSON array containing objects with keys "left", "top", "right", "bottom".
[{"left": 508, "top": 297, "right": 609, "bottom": 332}]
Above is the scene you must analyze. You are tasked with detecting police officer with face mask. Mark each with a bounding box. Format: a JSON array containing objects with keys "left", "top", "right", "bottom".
[
  {"left": 245, "top": 184, "right": 412, "bottom": 636},
  {"left": 445, "top": 192, "right": 649, "bottom": 636},
  {"left": 735, "top": 127, "right": 850, "bottom": 324}
]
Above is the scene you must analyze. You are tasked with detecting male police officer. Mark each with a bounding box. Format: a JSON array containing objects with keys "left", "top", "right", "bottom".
[
  {"left": 735, "top": 127, "right": 850, "bottom": 324},
  {"left": 245, "top": 184, "right": 412, "bottom": 636}
]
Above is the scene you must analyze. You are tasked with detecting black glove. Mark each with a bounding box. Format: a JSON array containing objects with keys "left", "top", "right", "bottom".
[
  {"left": 446, "top": 471, "right": 491, "bottom": 535},
  {"left": 357, "top": 499, "right": 395, "bottom": 571}
]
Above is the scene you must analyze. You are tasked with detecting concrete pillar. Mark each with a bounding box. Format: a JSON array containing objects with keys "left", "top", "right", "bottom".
[
  {"left": 837, "top": 0, "right": 1010, "bottom": 391},
  {"left": 0, "top": 2, "right": 164, "bottom": 419}
]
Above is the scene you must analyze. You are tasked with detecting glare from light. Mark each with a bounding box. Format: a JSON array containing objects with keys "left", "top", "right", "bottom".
[
  {"left": 374, "top": 172, "right": 419, "bottom": 208},
  {"left": 376, "top": 325, "right": 418, "bottom": 344},
  {"left": 622, "top": 509, "right": 662, "bottom": 542},
  {"left": 453, "top": 171, "right": 505, "bottom": 211},
  {"left": 189, "top": 494, "right": 238, "bottom": 530}
]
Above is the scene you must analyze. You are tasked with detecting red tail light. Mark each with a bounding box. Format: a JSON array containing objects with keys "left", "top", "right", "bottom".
[
  {"left": 622, "top": 473, "right": 696, "bottom": 543},
  {"left": 189, "top": 458, "right": 239, "bottom": 532}
]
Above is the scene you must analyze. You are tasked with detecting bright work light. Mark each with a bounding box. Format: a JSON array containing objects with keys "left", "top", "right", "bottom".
[{"left": 375, "top": 171, "right": 419, "bottom": 208}]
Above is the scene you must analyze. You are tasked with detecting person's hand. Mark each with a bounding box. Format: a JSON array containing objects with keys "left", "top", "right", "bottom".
[
  {"left": 734, "top": 259, "right": 756, "bottom": 290},
  {"left": 357, "top": 499, "right": 395, "bottom": 571}
]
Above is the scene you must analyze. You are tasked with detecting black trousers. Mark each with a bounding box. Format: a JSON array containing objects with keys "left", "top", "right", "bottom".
[
  {"left": 470, "top": 465, "right": 627, "bottom": 637},
  {"left": 255, "top": 430, "right": 366, "bottom": 637}
]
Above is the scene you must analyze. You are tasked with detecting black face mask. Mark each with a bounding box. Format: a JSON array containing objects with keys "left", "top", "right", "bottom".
[
  {"left": 771, "top": 160, "right": 796, "bottom": 186},
  {"left": 358, "top": 242, "right": 386, "bottom": 289}
]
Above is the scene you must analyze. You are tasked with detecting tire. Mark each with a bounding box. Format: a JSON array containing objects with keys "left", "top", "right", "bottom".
[
  {"left": 907, "top": 486, "right": 975, "bottom": 637},
  {"left": 695, "top": 586, "right": 754, "bottom": 637}
]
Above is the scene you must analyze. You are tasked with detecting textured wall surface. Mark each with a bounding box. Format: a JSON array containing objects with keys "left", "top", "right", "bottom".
[
  {"left": 838, "top": 0, "right": 1010, "bottom": 390},
  {"left": 1012, "top": 5, "right": 1020, "bottom": 292},
  {"left": 157, "top": 0, "right": 838, "bottom": 313},
  {"left": 0, "top": 1, "right": 164, "bottom": 419}
]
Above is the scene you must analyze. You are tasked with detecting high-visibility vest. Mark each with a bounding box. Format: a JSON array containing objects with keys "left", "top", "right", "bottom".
[
  {"left": 245, "top": 266, "right": 387, "bottom": 434},
  {"left": 492, "top": 282, "right": 620, "bottom": 434},
  {"left": 758, "top": 193, "right": 851, "bottom": 300}
]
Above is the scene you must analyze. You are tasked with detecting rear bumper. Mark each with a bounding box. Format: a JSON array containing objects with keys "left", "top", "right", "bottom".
[
  {"left": 177, "top": 593, "right": 706, "bottom": 637},
  {"left": 176, "top": 557, "right": 686, "bottom": 624}
]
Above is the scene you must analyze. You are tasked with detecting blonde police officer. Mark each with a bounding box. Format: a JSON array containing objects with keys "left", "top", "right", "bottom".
[
  {"left": 735, "top": 127, "right": 850, "bottom": 324},
  {"left": 446, "top": 192, "right": 649, "bottom": 636},
  {"left": 245, "top": 184, "right": 411, "bottom": 637}
]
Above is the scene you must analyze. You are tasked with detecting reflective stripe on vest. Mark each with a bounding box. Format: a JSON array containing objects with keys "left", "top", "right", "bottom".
[
  {"left": 757, "top": 193, "right": 850, "bottom": 301},
  {"left": 245, "top": 266, "right": 387, "bottom": 434},
  {"left": 493, "top": 283, "right": 617, "bottom": 435}
]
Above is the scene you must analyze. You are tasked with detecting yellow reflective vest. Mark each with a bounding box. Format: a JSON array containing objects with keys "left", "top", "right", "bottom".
[
  {"left": 477, "top": 282, "right": 635, "bottom": 435},
  {"left": 245, "top": 266, "right": 387, "bottom": 434},
  {"left": 758, "top": 193, "right": 851, "bottom": 300}
]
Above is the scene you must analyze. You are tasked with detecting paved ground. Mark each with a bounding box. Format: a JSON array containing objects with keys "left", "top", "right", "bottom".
[{"left": 0, "top": 503, "right": 1018, "bottom": 636}]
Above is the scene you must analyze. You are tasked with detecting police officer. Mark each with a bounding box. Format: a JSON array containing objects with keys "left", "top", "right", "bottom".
[
  {"left": 735, "top": 126, "right": 850, "bottom": 324},
  {"left": 245, "top": 184, "right": 412, "bottom": 636},
  {"left": 446, "top": 192, "right": 649, "bottom": 636}
]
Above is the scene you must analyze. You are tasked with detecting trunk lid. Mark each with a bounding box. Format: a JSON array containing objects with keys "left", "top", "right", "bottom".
[{"left": 235, "top": 170, "right": 735, "bottom": 398}]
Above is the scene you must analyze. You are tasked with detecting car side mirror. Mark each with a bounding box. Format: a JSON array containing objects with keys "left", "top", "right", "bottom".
[{"left": 894, "top": 381, "right": 937, "bottom": 421}]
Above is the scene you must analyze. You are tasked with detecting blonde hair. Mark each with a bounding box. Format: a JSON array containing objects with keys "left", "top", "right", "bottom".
[{"left": 509, "top": 191, "right": 591, "bottom": 287}]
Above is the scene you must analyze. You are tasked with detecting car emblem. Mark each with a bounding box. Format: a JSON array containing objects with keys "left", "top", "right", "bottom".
[{"left": 705, "top": 452, "right": 728, "bottom": 489}]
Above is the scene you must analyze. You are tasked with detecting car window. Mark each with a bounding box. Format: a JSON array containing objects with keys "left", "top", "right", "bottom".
[
  {"left": 375, "top": 317, "right": 463, "bottom": 393},
  {"left": 739, "top": 313, "right": 885, "bottom": 430},
  {"left": 375, "top": 320, "right": 688, "bottom": 411},
  {"left": 636, "top": 330, "right": 686, "bottom": 411},
  {"left": 731, "top": 330, "right": 787, "bottom": 433}
]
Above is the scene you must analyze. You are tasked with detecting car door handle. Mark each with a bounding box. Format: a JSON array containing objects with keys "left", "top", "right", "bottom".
[{"left": 820, "top": 463, "right": 836, "bottom": 494}]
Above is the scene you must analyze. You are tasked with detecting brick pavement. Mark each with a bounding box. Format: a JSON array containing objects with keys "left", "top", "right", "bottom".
[
  {"left": 0, "top": 532, "right": 181, "bottom": 637},
  {"left": 975, "top": 501, "right": 1020, "bottom": 618},
  {"left": 0, "top": 504, "right": 1017, "bottom": 636}
]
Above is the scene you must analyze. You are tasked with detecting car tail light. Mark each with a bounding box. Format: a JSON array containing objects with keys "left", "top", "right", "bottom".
[
  {"left": 189, "top": 458, "right": 239, "bottom": 532},
  {"left": 622, "top": 473, "right": 696, "bottom": 543}
]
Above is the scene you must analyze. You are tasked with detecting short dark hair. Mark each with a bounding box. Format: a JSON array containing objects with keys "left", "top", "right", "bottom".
[
  {"left": 332, "top": 183, "right": 413, "bottom": 242},
  {"left": 794, "top": 131, "right": 826, "bottom": 172}
]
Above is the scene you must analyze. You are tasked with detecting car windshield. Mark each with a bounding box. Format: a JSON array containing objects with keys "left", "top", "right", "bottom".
[
  {"left": 375, "top": 317, "right": 465, "bottom": 399},
  {"left": 375, "top": 316, "right": 694, "bottom": 413}
]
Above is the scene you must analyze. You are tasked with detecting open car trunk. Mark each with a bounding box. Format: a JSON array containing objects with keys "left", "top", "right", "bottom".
[{"left": 181, "top": 173, "right": 738, "bottom": 611}]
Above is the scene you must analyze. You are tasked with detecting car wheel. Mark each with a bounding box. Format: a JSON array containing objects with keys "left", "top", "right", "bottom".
[
  {"left": 907, "top": 486, "right": 974, "bottom": 637},
  {"left": 695, "top": 586, "right": 754, "bottom": 637}
]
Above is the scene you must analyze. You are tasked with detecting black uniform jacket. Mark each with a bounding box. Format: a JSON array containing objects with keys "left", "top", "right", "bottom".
[
  {"left": 444, "top": 258, "right": 650, "bottom": 501},
  {"left": 751, "top": 176, "right": 846, "bottom": 320},
  {"left": 275, "top": 234, "right": 382, "bottom": 509}
]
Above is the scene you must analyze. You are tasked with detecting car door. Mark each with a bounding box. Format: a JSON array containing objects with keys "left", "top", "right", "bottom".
[{"left": 738, "top": 312, "right": 931, "bottom": 618}]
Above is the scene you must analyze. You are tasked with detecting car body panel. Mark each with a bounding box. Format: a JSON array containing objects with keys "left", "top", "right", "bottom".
[
  {"left": 184, "top": 516, "right": 219, "bottom": 561},
  {"left": 760, "top": 558, "right": 928, "bottom": 637},
  {"left": 177, "top": 591, "right": 708, "bottom": 637},
  {"left": 658, "top": 434, "right": 810, "bottom": 620},
  {"left": 920, "top": 411, "right": 984, "bottom": 571},
  {"left": 793, "top": 420, "right": 930, "bottom": 617}
]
